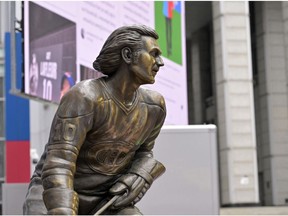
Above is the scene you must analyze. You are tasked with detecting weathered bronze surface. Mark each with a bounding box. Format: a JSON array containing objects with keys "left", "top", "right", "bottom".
[{"left": 23, "top": 25, "right": 166, "bottom": 215}]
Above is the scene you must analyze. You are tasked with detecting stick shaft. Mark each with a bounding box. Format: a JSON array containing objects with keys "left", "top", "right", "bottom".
[{"left": 94, "top": 195, "right": 119, "bottom": 215}]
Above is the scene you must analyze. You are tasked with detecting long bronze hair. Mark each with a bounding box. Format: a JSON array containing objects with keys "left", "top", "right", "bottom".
[{"left": 93, "top": 25, "right": 158, "bottom": 75}]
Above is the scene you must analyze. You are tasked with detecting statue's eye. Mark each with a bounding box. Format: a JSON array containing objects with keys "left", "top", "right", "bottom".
[{"left": 150, "top": 50, "right": 160, "bottom": 58}]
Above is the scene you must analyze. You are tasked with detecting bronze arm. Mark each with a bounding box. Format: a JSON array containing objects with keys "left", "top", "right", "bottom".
[{"left": 41, "top": 91, "right": 94, "bottom": 215}]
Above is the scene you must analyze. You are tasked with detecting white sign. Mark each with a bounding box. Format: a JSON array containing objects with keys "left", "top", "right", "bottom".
[{"left": 24, "top": 1, "right": 188, "bottom": 124}]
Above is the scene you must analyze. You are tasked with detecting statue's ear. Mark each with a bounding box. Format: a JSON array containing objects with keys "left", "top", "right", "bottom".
[{"left": 121, "top": 47, "right": 132, "bottom": 64}]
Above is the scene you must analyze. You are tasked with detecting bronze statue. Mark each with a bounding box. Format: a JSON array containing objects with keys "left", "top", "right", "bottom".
[{"left": 23, "top": 25, "right": 166, "bottom": 215}]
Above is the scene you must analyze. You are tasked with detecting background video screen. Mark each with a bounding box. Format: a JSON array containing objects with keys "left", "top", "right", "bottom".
[{"left": 24, "top": 1, "right": 188, "bottom": 124}]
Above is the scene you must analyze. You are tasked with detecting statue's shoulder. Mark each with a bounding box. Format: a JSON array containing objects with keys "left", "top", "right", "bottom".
[
  {"left": 138, "top": 88, "right": 166, "bottom": 111},
  {"left": 57, "top": 78, "right": 104, "bottom": 117},
  {"left": 71, "top": 78, "right": 104, "bottom": 99}
]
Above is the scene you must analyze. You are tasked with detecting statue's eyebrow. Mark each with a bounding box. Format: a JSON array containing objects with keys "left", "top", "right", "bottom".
[{"left": 150, "top": 47, "right": 162, "bottom": 55}]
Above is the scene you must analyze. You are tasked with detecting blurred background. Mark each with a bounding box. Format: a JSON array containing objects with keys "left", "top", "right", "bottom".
[{"left": 1, "top": 1, "right": 288, "bottom": 214}]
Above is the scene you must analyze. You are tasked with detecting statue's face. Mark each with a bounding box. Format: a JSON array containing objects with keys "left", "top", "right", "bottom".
[{"left": 131, "top": 36, "right": 164, "bottom": 85}]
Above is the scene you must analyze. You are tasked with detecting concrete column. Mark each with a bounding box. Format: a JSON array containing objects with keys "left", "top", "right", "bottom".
[
  {"left": 190, "top": 29, "right": 211, "bottom": 124},
  {"left": 266, "top": 1, "right": 288, "bottom": 206},
  {"left": 254, "top": 2, "right": 288, "bottom": 206},
  {"left": 212, "top": 2, "right": 259, "bottom": 205},
  {"left": 186, "top": 2, "right": 215, "bottom": 125},
  {"left": 190, "top": 35, "right": 203, "bottom": 123}
]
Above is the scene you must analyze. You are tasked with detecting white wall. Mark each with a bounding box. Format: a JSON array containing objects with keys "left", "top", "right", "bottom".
[{"left": 29, "top": 100, "right": 57, "bottom": 175}]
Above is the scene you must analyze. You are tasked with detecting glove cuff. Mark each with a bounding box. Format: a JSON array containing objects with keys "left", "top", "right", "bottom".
[
  {"left": 130, "top": 167, "right": 154, "bottom": 184},
  {"left": 43, "top": 188, "right": 78, "bottom": 214},
  {"left": 129, "top": 157, "right": 166, "bottom": 185}
]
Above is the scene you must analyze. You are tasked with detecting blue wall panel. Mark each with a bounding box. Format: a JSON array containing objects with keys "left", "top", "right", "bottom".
[{"left": 5, "top": 32, "right": 30, "bottom": 141}]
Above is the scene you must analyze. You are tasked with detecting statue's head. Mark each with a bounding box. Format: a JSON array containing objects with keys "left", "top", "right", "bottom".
[{"left": 93, "top": 25, "right": 159, "bottom": 76}]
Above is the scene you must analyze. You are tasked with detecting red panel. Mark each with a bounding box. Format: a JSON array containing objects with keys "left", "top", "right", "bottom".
[{"left": 6, "top": 141, "right": 30, "bottom": 183}]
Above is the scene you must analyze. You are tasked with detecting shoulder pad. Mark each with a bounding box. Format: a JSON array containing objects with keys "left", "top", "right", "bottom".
[
  {"left": 139, "top": 88, "right": 166, "bottom": 111},
  {"left": 57, "top": 79, "right": 100, "bottom": 118}
]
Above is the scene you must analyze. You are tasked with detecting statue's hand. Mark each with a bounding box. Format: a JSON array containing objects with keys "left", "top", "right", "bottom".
[
  {"left": 109, "top": 157, "right": 165, "bottom": 209},
  {"left": 109, "top": 173, "right": 150, "bottom": 208}
]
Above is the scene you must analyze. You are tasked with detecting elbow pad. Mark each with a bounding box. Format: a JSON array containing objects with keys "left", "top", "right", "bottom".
[{"left": 43, "top": 188, "right": 79, "bottom": 215}]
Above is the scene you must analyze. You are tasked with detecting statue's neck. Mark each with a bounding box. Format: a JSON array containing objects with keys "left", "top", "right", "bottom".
[{"left": 104, "top": 68, "right": 139, "bottom": 106}]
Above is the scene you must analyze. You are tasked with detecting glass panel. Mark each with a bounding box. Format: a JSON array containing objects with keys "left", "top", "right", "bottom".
[
  {"left": 0, "top": 181, "right": 2, "bottom": 214},
  {"left": 0, "top": 65, "right": 3, "bottom": 77},
  {"left": 0, "top": 47, "right": 4, "bottom": 77},
  {"left": 0, "top": 141, "right": 4, "bottom": 178},
  {"left": 0, "top": 77, "right": 3, "bottom": 97},
  {"left": 0, "top": 102, "right": 3, "bottom": 137},
  {"left": 0, "top": 48, "right": 3, "bottom": 58}
]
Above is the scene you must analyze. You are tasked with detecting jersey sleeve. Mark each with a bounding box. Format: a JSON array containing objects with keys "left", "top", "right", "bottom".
[
  {"left": 41, "top": 87, "right": 94, "bottom": 215},
  {"left": 136, "top": 93, "right": 166, "bottom": 158}
]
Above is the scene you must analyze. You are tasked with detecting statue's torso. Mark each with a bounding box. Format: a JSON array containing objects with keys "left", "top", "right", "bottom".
[{"left": 72, "top": 78, "right": 165, "bottom": 194}]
